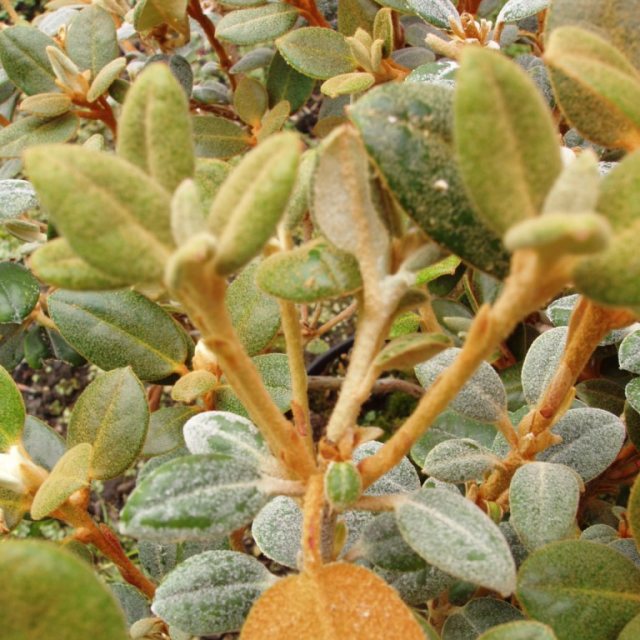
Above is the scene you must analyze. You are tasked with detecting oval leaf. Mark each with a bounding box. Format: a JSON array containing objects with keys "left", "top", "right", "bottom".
[
  {"left": 520, "top": 327, "right": 567, "bottom": 405},
  {"left": 217, "top": 5, "right": 298, "bottom": 45},
  {"left": 0, "top": 262, "right": 40, "bottom": 324},
  {"left": 442, "top": 598, "right": 524, "bottom": 640},
  {"left": 251, "top": 495, "right": 302, "bottom": 569},
  {"left": 66, "top": 5, "right": 118, "bottom": 77},
  {"left": 423, "top": 438, "right": 501, "bottom": 483},
  {"left": 0, "top": 365, "right": 25, "bottom": 451},
  {"left": 478, "top": 621, "right": 557, "bottom": 640}
]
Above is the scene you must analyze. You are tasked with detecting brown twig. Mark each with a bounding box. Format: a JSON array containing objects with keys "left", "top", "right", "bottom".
[
  {"left": 284, "top": 0, "right": 330, "bottom": 28},
  {"left": 308, "top": 375, "right": 425, "bottom": 398}
]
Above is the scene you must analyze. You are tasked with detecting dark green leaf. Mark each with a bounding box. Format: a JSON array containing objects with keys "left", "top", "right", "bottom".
[
  {"left": 0, "top": 262, "right": 40, "bottom": 324},
  {"left": 266, "top": 51, "right": 315, "bottom": 113}
]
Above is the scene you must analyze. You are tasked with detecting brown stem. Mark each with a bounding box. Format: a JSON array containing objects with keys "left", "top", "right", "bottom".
[
  {"left": 57, "top": 503, "right": 156, "bottom": 598},
  {"left": 305, "top": 301, "right": 358, "bottom": 342},
  {"left": 0, "top": 113, "right": 10, "bottom": 127},
  {"left": 187, "top": 0, "right": 237, "bottom": 90},
  {"left": 284, "top": 0, "right": 330, "bottom": 28},
  {"left": 1, "top": 0, "right": 19, "bottom": 24},
  {"left": 302, "top": 474, "right": 325, "bottom": 573},
  {"left": 308, "top": 375, "right": 425, "bottom": 398}
]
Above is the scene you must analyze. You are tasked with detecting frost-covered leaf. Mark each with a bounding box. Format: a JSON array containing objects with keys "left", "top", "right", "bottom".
[
  {"left": 0, "top": 180, "right": 38, "bottom": 221},
  {"left": 415, "top": 348, "right": 507, "bottom": 423},
  {"left": 0, "top": 540, "right": 128, "bottom": 640},
  {"left": 152, "top": 550, "right": 276, "bottom": 635},
  {"left": 68, "top": 368, "right": 148, "bottom": 480},
  {"left": 520, "top": 327, "right": 567, "bottom": 405},
  {"left": 375, "top": 563, "right": 455, "bottom": 606},
  {"left": 536, "top": 408, "right": 625, "bottom": 481},
  {"left": 496, "top": 0, "right": 549, "bottom": 24},
  {"left": 517, "top": 540, "right": 640, "bottom": 640},
  {"left": 217, "top": 353, "right": 292, "bottom": 417},
  {"left": 22, "top": 415, "right": 65, "bottom": 471},
  {"left": 478, "top": 621, "right": 557, "bottom": 640},
  {"left": 30, "top": 443, "right": 92, "bottom": 520},
  {"left": 423, "top": 438, "right": 501, "bottom": 483},
  {"left": 240, "top": 562, "right": 424, "bottom": 639},
  {"left": 581, "top": 524, "right": 619, "bottom": 545},
  {"left": 142, "top": 406, "right": 196, "bottom": 458},
  {"left": 405, "top": 0, "right": 459, "bottom": 29},
  {"left": 227, "top": 261, "right": 280, "bottom": 356},
  {"left": 251, "top": 496, "right": 302, "bottom": 569},
  {"left": 510, "top": 462, "right": 580, "bottom": 551},
  {"left": 354, "top": 441, "right": 420, "bottom": 496},
  {"left": 410, "top": 411, "right": 497, "bottom": 469},
  {"left": 442, "top": 598, "right": 524, "bottom": 640},
  {"left": 120, "top": 454, "right": 269, "bottom": 542},
  {"left": 396, "top": 487, "right": 517, "bottom": 596},
  {"left": 620, "top": 331, "right": 640, "bottom": 375},
  {"left": 183, "top": 411, "right": 272, "bottom": 471}
]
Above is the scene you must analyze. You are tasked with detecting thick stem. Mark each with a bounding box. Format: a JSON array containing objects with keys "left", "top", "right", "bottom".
[
  {"left": 359, "top": 250, "right": 574, "bottom": 488},
  {"left": 57, "top": 504, "right": 156, "bottom": 598},
  {"left": 302, "top": 474, "right": 325, "bottom": 574}
]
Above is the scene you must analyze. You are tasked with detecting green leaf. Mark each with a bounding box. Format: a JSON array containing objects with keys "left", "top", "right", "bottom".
[
  {"left": 321, "top": 72, "right": 375, "bottom": 98},
  {"left": 233, "top": 77, "right": 268, "bottom": 127},
  {"left": 509, "top": 462, "right": 580, "bottom": 551},
  {"left": 151, "top": 550, "right": 275, "bottom": 635},
  {"left": 0, "top": 540, "right": 128, "bottom": 640},
  {"left": 415, "top": 255, "right": 461, "bottom": 285},
  {"left": 252, "top": 495, "right": 302, "bottom": 569},
  {"left": 67, "top": 368, "right": 149, "bottom": 480},
  {"left": 0, "top": 324, "right": 25, "bottom": 371},
  {"left": 521, "top": 327, "right": 567, "bottom": 405},
  {"left": 478, "top": 621, "right": 557, "bottom": 640},
  {"left": 133, "top": 0, "right": 188, "bottom": 31},
  {"left": 0, "top": 26, "right": 58, "bottom": 95},
  {"left": 537, "top": 408, "right": 625, "bottom": 481},
  {"left": 395, "top": 487, "right": 517, "bottom": 596},
  {"left": 423, "top": 438, "right": 501, "bottom": 483},
  {"left": 575, "top": 378, "right": 626, "bottom": 415},
  {"left": 325, "top": 461, "right": 362, "bottom": 509},
  {"left": 24, "top": 146, "right": 173, "bottom": 284},
  {"left": 266, "top": 51, "right": 315, "bottom": 113},
  {"left": 574, "top": 150, "right": 640, "bottom": 306},
  {"left": 627, "top": 378, "right": 640, "bottom": 414},
  {"left": 360, "top": 511, "right": 427, "bottom": 571},
  {"left": 30, "top": 443, "right": 92, "bottom": 520},
  {"left": 517, "top": 540, "right": 640, "bottom": 640},
  {"left": 0, "top": 114, "right": 78, "bottom": 158},
  {"left": 142, "top": 405, "right": 196, "bottom": 457},
  {"left": 217, "top": 5, "right": 298, "bottom": 45},
  {"left": 192, "top": 115, "right": 252, "bottom": 159},
  {"left": 120, "top": 454, "right": 270, "bottom": 542},
  {"left": 22, "top": 415, "right": 65, "bottom": 471},
  {"left": 208, "top": 132, "right": 301, "bottom": 275},
  {"left": 619, "top": 614, "right": 640, "bottom": 640},
  {"left": 110, "top": 583, "right": 151, "bottom": 626},
  {"left": 0, "top": 180, "right": 38, "bottom": 221},
  {"left": 117, "top": 63, "right": 194, "bottom": 193},
  {"left": 66, "top": 6, "right": 119, "bottom": 77},
  {"left": 19, "top": 93, "right": 72, "bottom": 118},
  {"left": 276, "top": 27, "right": 356, "bottom": 80},
  {"left": 620, "top": 331, "right": 640, "bottom": 374},
  {"left": 0, "top": 365, "right": 25, "bottom": 451},
  {"left": 0, "top": 262, "right": 40, "bottom": 324},
  {"left": 455, "top": 47, "right": 561, "bottom": 234},
  {"left": 374, "top": 333, "right": 452, "bottom": 372},
  {"left": 171, "top": 370, "right": 217, "bottom": 403},
  {"left": 87, "top": 57, "right": 126, "bottom": 102},
  {"left": 405, "top": 0, "right": 459, "bottom": 29},
  {"left": 376, "top": 563, "right": 455, "bottom": 607},
  {"left": 0, "top": 487, "right": 28, "bottom": 530},
  {"left": 227, "top": 261, "right": 280, "bottom": 355},
  {"left": 183, "top": 410, "right": 271, "bottom": 470},
  {"left": 350, "top": 83, "right": 509, "bottom": 278},
  {"left": 545, "top": 26, "right": 640, "bottom": 150},
  {"left": 441, "top": 598, "right": 524, "bottom": 640},
  {"left": 30, "top": 238, "right": 128, "bottom": 290},
  {"left": 415, "top": 348, "right": 507, "bottom": 423},
  {"left": 48, "top": 289, "right": 189, "bottom": 381},
  {"left": 496, "top": 0, "right": 549, "bottom": 24},
  {"left": 256, "top": 239, "right": 362, "bottom": 303}
]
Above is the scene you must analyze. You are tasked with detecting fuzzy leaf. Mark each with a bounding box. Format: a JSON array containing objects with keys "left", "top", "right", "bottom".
[
  {"left": 517, "top": 540, "right": 640, "bottom": 640},
  {"left": 217, "top": 5, "right": 298, "bottom": 45},
  {"left": 620, "top": 331, "right": 640, "bottom": 375},
  {"left": 142, "top": 406, "right": 196, "bottom": 457},
  {"left": 537, "top": 407, "right": 625, "bottom": 481},
  {"left": 30, "top": 238, "right": 128, "bottom": 290},
  {"left": 350, "top": 83, "right": 509, "bottom": 278},
  {"left": 67, "top": 368, "right": 149, "bottom": 480},
  {"left": 0, "top": 541, "right": 128, "bottom": 640},
  {"left": 276, "top": 27, "right": 356, "bottom": 80},
  {"left": 240, "top": 562, "right": 424, "bottom": 639},
  {"left": 0, "top": 26, "right": 58, "bottom": 95},
  {"left": 520, "top": 327, "right": 567, "bottom": 405},
  {"left": 252, "top": 496, "right": 302, "bottom": 569},
  {"left": 354, "top": 441, "right": 421, "bottom": 496},
  {"left": 545, "top": 26, "right": 640, "bottom": 150},
  {"left": 0, "top": 365, "right": 25, "bottom": 451},
  {"left": 48, "top": 289, "right": 189, "bottom": 381},
  {"left": 25, "top": 146, "right": 173, "bottom": 283},
  {"left": 233, "top": 77, "right": 268, "bottom": 127},
  {"left": 455, "top": 47, "right": 561, "bottom": 234},
  {"left": 509, "top": 462, "right": 580, "bottom": 551},
  {"left": 321, "top": 72, "right": 375, "bottom": 98},
  {"left": 256, "top": 239, "right": 362, "bottom": 303},
  {"left": 87, "top": 57, "right": 126, "bottom": 102},
  {"left": 117, "top": 63, "right": 194, "bottom": 193},
  {"left": 325, "top": 461, "right": 362, "bottom": 509},
  {"left": 0, "top": 180, "right": 38, "bottom": 221},
  {"left": 208, "top": 132, "right": 300, "bottom": 275},
  {"left": 171, "top": 371, "right": 217, "bottom": 403},
  {"left": 0, "top": 262, "right": 40, "bottom": 324},
  {"left": 478, "top": 621, "right": 557, "bottom": 640},
  {"left": 442, "top": 598, "right": 524, "bottom": 640},
  {"left": 66, "top": 6, "right": 118, "bottom": 77},
  {"left": 30, "top": 443, "right": 92, "bottom": 520},
  {"left": 192, "top": 115, "right": 252, "bottom": 159},
  {"left": 227, "top": 261, "right": 280, "bottom": 355},
  {"left": 619, "top": 615, "right": 640, "bottom": 640},
  {"left": 405, "top": 0, "right": 459, "bottom": 28},
  {"left": 19, "top": 93, "right": 72, "bottom": 118},
  {"left": 133, "top": 0, "right": 188, "bottom": 31},
  {"left": 22, "top": 415, "right": 65, "bottom": 471},
  {"left": 0, "top": 114, "right": 78, "bottom": 158},
  {"left": 266, "top": 51, "right": 315, "bottom": 113},
  {"left": 627, "top": 378, "right": 640, "bottom": 415},
  {"left": 423, "top": 438, "right": 501, "bottom": 483},
  {"left": 496, "top": 0, "right": 549, "bottom": 24},
  {"left": 152, "top": 550, "right": 275, "bottom": 635},
  {"left": 375, "top": 332, "right": 452, "bottom": 372},
  {"left": 415, "top": 348, "right": 507, "bottom": 423},
  {"left": 396, "top": 487, "right": 516, "bottom": 596},
  {"left": 120, "top": 453, "right": 270, "bottom": 542}
]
